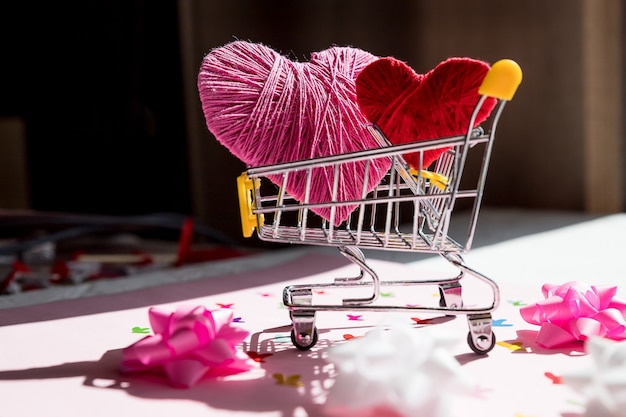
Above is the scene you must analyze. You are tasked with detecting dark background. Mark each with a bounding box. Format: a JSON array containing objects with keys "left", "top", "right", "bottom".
[
  {"left": 1, "top": 1, "right": 190, "bottom": 216},
  {"left": 0, "top": 1, "right": 624, "bottom": 245}
]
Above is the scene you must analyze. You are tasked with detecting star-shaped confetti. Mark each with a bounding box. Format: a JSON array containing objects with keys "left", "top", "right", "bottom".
[
  {"left": 131, "top": 326, "right": 150, "bottom": 334},
  {"left": 246, "top": 351, "right": 273, "bottom": 363},
  {"left": 544, "top": 372, "right": 562, "bottom": 384},
  {"left": 496, "top": 340, "right": 527, "bottom": 352},
  {"left": 561, "top": 336, "right": 626, "bottom": 417},
  {"left": 411, "top": 317, "right": 434, "bottom": 325},
  {"left": 492, "top": 318, "right": 513, "bottom": 327},
  {"left": 273, "top": 373, "right": 304, "bottom": 387},
  {"left": 274, "top": 334, "right": 291, "bottom": 343}
]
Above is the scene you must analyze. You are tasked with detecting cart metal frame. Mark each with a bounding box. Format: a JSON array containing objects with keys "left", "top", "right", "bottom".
[{"left": 237, "top": 59, "right": 522, "bottom": 354}]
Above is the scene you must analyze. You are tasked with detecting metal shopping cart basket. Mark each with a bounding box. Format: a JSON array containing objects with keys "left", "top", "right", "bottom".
[{"left": 237, "top": 59, "right": 522, "bottom": 355}]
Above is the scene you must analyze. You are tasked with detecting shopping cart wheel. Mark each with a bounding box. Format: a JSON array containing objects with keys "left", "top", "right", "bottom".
[
  {"left": 467, "top": 331, "right": 496, "bottom": 355},
  {"left": 290, "top": 327, "right": 319, "bottom": 351}
]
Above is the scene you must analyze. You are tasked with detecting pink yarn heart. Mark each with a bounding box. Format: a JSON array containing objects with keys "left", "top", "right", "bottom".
[{"left": 197, "top": 41, "right": 391, "bottom": 225}]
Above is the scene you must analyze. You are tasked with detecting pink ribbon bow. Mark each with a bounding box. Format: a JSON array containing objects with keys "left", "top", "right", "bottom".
[
  {"left": 520, "top": 281, "right": 626, "bottom": 348},
  {"left": 120, "top": 305, "right": 253, "bottom": 387}
]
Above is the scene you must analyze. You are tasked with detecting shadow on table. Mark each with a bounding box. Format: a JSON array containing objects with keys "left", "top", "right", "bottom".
[
  {"left": 0, "top": 329, "right": 588, "bottom": 417},
  {"left": 0, "top": 344, "right": 334, "bottom": 417}
]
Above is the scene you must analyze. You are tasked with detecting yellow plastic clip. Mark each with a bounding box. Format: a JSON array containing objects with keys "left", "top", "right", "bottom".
[
  {"left": 237, "top": 172, "right": 263, "bottom": 238},
  {"left": 478, "top": 59, "right": 523, "bottom": 101},
  {"left": 410, "top": 168, "right": 449, "bottom": 190}
]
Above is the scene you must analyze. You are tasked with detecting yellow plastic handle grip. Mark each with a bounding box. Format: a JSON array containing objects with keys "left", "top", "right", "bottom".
[
  {"left": 478, "top": 59, "right": 523, "bottom": 101},
  {"left": 409, "top": 168, "right": 449, "bottom": 190},
  {"left": 237, "top": 172, "right": 263, "bottom": 238}
]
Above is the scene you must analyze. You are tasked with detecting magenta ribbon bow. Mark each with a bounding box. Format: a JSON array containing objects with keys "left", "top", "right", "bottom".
[
  {"left": 120, "top": 305, "right": 253, "bottom": 387},
  {"left": 520, "top": 281, "right": 626, "bottom": 348}
]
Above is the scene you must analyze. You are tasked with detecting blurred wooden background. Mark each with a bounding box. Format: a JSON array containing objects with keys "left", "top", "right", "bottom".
[
  {"left": 178, "top": 0, "right": 624, "bottom": 242},
  {"left": 0, "top": 0, "right": 623, "bottom": 245}
]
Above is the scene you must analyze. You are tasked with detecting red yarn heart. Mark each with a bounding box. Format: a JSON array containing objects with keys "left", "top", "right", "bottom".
[
  {"left": 197, "top": 41, "right": 391, "bottom": 225},
  {"left": 356, "top": 57, "right": 497, "bottom": 169}
]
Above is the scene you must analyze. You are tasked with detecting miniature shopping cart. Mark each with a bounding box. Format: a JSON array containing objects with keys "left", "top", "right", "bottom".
[{"left": 237, "top": 59, "right": 522, "bottom": 354}]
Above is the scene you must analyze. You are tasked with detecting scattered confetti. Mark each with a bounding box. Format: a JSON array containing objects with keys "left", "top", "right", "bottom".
[
  {"left": 566, "top": 399, "right": 586, "bottom": 408},
  {"left": 470, "top": 384, "right": 493, "bottom": 399},
  {"left": 544, "top": 372, "right": 562, "bottom": 384},
  {"left": 411, "top": 317, "right": 434, "bottom": 324},
  {"left": 273, "top": 373, "right": 304, "bottom": 387},
  {"left": 274, "top": 334, "right": 291, "bottom": 343},
  {"left": 247, "top": 351, "right": 273, "bottom": 363},
  {"left": 496, "top": 340, "right": 526, "bottom": 351},
  {"left": 131, "top": 326, "right": 150, "bottom": 334},
  {"left": 492, "top": 318, "right": 513, "bottom": 327}
]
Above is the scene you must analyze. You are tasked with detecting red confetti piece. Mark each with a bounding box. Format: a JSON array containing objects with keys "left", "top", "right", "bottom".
[
  {"left": 411, "top": 317, "right": 434, "bottom": 324},
  {"left": 246, "top": 351, "right": 273, "bottom": 363},
  {"left": 544, "top": 372, "right": 562, "bottom": 384}
]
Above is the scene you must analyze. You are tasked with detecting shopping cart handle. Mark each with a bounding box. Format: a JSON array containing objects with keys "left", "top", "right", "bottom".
[
  {"left": 478, "top": 59, "right": 523, "bottom": 101},
  {"left": 237, "top": 172, "right": 263, "bottom": 238}
]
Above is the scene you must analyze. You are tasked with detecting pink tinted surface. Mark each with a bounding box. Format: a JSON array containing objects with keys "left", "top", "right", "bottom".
[{"left": 1, "top": 213, "right": 625, "bottom": 417}]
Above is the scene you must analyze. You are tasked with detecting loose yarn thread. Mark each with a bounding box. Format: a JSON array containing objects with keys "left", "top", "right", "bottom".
[{"left": 198, "top": 41, "right": 391, "bottom": 225}]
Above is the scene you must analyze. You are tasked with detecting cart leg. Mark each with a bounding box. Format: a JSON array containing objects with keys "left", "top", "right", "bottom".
[
  {"left": 441, "top": 252, "right": 500, "bottom": 312},
  {"left": 290, "top": 310, "right": 318, "bottom": 350},
  {"left": 335, "top": 246, "right": 366, "bottom": 283},
  {"left": 286, "top": 287, "right": 318, "bottom": 350},
  {"left": 467, "top": 313, "right": 495, "bottom": 354},
  {"left": 438, "top": 279, "right": 463, "bottom": 308},
  {"left": 336, "top": 245, "right": 380, "bottom": 305}
]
